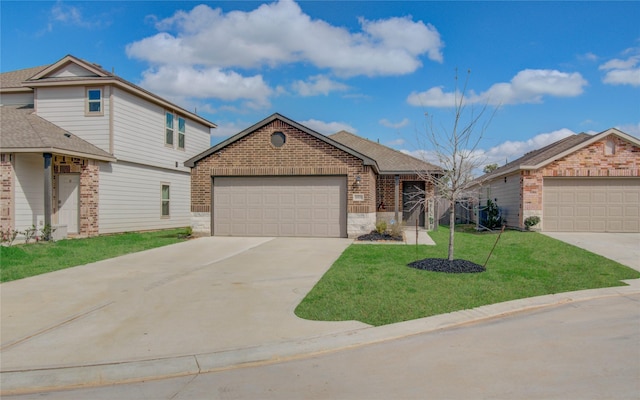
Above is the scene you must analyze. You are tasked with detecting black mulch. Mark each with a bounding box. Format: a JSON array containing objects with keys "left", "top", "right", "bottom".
[
  {"left": 357, "top": 231, "right": 403, "bottom": 242},
  {"left": 408, "top": 258, "right": 485, "bottom": 273}
]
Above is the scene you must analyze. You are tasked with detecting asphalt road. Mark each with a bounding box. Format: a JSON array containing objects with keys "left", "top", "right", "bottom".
[{"left": 8, "top": 293, "right": 639, "bottom": 400}]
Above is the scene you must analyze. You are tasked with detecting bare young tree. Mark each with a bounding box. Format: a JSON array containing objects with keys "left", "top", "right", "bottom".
[{"left": 414, "top": 70, "right": 495, "bottom": 261}]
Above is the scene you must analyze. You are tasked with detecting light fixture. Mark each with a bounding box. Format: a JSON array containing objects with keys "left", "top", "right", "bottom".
[{"left": 355, "top": 175, "right": 361, "bottom": 186}]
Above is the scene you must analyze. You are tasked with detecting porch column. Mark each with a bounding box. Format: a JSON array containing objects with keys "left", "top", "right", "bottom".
[
  {"left": 394, "top": 175, "right": 399, "bottom": 223},
  {"left": 43, "top": 153, "right": 52, "bottom": 230}
]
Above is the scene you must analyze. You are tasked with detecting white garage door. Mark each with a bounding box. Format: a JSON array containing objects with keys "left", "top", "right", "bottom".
[
  {"left": 213, "top": 176, "right": 347, "bottom": 237},
  {"left": 543, "top": 178, "right": 640, "bottom": 232}
]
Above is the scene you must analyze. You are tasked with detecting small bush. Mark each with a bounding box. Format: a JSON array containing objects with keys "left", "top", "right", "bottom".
[
  {"left": 388, "top": 220, "right": 404, "bottom": 238},
  {"left": 524, "top": 216, "right": 541, "bottom": 230},
  {"left": 375, "top": 220, "right": 387, "bottom": 234}
]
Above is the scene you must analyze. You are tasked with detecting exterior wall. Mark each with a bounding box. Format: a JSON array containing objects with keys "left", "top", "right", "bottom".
[
  {"left": 13, "top": 153, "right": 44, "bottom": 232},
  {"left": 190, "top": 119, "right": 376, "bottom": 235},
  {"left": 0, "top": 154, "right": 14, "bottom": 230},
  {"left": 36, "top": 86, "right": 111, "bottom": 152},
  {"left": 0, "top": 92, "right": 34, "bottom": 106},
  {"left": 479, "top": 172, "right": 521, "bottom": 228},
  {"left": 111, "top": 87, "right": 211, "bottom": 172},
  {"left": 523, "top": 135, "right": 640, "bottom": 230},
  {"left": 99, "top": 160, "right": 191, "bottom": 234}
]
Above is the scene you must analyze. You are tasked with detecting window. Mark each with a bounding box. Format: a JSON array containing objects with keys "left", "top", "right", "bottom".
[
  {"left": 271, "top": 131, "right": 286, "bottom": 147},
  {"left": 165, "top": 112, "right": 174, "bottom": 146},
  {"left": 605, "top": 139, "right": 615, "bottom": 155},
  {"left": 86, "top": 88, "right": 102, "bottom": 114},
  {"left": 178, "top": 117, "right": 185, "bottom": 149},
  {"left": 161, "top": 184, "right": 170, "bottom": 217}
]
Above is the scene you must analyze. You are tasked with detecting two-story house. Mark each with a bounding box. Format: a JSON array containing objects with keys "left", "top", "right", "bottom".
[{"left": 0, "top": 55, "right": 217, "bottom": 239}]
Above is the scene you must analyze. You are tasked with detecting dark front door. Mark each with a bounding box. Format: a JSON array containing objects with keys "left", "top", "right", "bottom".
[{"left": 403, "top": 181, "right": 425, "bottom": 227}]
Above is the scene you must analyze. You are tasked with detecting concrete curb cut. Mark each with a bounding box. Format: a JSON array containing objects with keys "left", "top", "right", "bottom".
[{"left": 2, "top": 280, "right": 639, "bottom": 395}]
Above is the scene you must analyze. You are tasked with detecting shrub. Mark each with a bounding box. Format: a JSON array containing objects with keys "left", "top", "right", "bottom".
[
  {"left": 524, "top": 216, "right": 541, "bottom": 230},
  {"left": 388, "top": 220, "right": 404, "bottom": 238},
  {"left": 483, "top": 199, "right": 503, "bottom": 230},
  {"left": 375, "top": 220, "right": 387, "bottom": 234}
]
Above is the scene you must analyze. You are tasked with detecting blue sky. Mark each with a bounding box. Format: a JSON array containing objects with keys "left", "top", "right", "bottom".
[{"left": 2, "top": 0, "right": 639, "bottom": 169}]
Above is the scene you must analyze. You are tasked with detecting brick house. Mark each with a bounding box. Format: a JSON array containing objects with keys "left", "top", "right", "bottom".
[
  {"left": 186, "top": 113, "right": 441, "bottom": 237},
  {"left": 0, "top": 55, "right": 216, "bottom": 238},
  {"left": 474, "top": 128, "right": 640, "bottom": 232}
]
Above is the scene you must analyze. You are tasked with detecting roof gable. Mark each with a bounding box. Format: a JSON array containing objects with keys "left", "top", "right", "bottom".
[
  {"left": 480, "top": 127, "right": 640, "bottom": 180},
  {"left": 330, "top": 130, "right": 441, "bottom": 174},
  {"left": 28, "top": 54, "right": 110, "bottom": 81},
  {"left": 185, "top": 113, "right": 379, "bottom": 170}
]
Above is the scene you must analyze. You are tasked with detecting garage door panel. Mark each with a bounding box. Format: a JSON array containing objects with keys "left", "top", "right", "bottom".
[
  {"left": 213, "top": 176, "right": 346, "bottom": 237},
  {"left": 544, "top": 178, "right": 640, "bottom": 232}
]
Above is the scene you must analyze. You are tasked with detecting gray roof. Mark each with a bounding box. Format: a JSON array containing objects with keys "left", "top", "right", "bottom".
[
  {"left": 0, "top": 65, "right": 49, "bottom": 89},
  {"left": 0, "top": 105, "right": 116, "bottom": 161},
  {"left": 330, "top": 130, "right": 441, "bottom": 174}
]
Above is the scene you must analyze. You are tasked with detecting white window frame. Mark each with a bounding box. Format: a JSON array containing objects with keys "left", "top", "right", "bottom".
[
  {"left": 161, "top": 183, "right": 170, "bottom": 218},
  {"left": 604, "top": 139, "right": 615, "bottom": 155},
  {"left": 86, "top": 88, "right": 103, "bottom": 116}
]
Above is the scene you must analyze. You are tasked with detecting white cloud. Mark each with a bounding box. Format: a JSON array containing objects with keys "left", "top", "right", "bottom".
[
  {"left": 211, "top": 120, "right": 253, "bottom": 138},
  {"left": 138, "top": 65, "right": 272, "bottom": 108},
  {"left": 615, "top": 122, "right": 640, "bottom": 137},
  {"left": 385, "top": 138, "right": 406, "bottom": 146},
  {"left": 46, "top": 1, "right": 107, "bottom": 31},
  {"left": 301, "top": 119, "right": 356, "bottom": 134},
  {"left": 291, "top": 75, "right": 349, "bottom": 97},
  {"left": 407, "top": 69, "right": 588, "bottom": 107},
  {"left": 399, "top": 128, "right": 577, "bottom": 173},
  {"left": 599, "top": 55, "right": 640, "bottom": 87},
  {"left": 126, "top": 0, "right": 443, "bottom": 77},
  {"left": 379, "top": 118, "right": 410, "bottom": 129}
]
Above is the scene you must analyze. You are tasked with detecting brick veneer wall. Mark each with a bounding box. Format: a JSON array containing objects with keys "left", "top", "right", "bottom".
[
  {"left": 190, "top": 120, "right": 376, "bottom": 233},
  {"left": 0, "top": 154, "right": 14, "bottom": 231},
  {"left": 521, "top": 136, "right": 640, "bottom": 228}
]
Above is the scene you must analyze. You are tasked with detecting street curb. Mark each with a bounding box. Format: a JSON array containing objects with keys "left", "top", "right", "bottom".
[{"left": 2, "top": 280, "right": 639, "bottom": 395}]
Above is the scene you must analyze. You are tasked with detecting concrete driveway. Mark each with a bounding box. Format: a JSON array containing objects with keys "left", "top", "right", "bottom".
[
  {"left": 542, "top": 232, "right": 640, "bottom": 271},
  {"left": 0, "top": 237, "right": 368, "bottom": 372}
]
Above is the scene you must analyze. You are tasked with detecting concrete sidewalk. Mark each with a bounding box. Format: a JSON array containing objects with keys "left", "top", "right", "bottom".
[{"left": 2, "top": 233, "right": 639, "bottom": 395}]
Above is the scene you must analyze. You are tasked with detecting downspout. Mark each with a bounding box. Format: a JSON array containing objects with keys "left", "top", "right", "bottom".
[
  {"left": 394, "top": 175, "right": 399, "bottom": 223},
  {"left": 43, "top": 153, "right": 52, "bottom": 237}
]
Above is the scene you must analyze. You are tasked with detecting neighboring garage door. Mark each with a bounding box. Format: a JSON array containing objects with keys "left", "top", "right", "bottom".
[
  {"left": 543, "top": 178, "right": 640, "bottom": 232},
  {"left": 213, "top": 176, "right": 347, "bottom": 237}
]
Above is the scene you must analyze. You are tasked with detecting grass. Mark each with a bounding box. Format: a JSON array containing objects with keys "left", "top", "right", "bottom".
[
  {"left": 295, "top": 226, "right": 640, "bottom": 326},
  {"left": 0, "top": 228, "right": 189, "bottom": 282}
]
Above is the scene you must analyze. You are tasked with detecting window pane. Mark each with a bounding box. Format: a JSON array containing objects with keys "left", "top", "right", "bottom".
[
  {"left": 178, "top": 117, "right": 185, "bottom": 132},
  {"left": 89, "top": 102, "right": 101, "bottom": 112},
  {"left": 88, "top": 90, "right": 101, "bottom": 100},
  {"left": 178, "top": 133, "right": 185, "bottom": 149},
  {"left": 166, "top": 112, "right": 174, "bottom": 129},
  {"left": 166, "top": 129, "right": 173, "bottom": 145},
  {"left": 162, "top": 201, "right": 170, "bottom": 216},
  {"left": 162, "top": 185, "right": 170, "bottom": 200}
]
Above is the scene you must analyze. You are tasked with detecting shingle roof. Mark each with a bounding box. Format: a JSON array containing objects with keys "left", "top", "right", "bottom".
[
  {"left": 330, "top": 130, "right": 441, "bottom": 174},
  {"left": 0, "top": 105, "right": 115, "bottom": 161},
  {"left": 0, "top": 65, "right": 49, "bottom": 89}
]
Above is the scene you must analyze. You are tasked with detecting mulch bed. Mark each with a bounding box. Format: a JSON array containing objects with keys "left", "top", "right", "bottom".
[
  {"left": 357, "top": 231, "right": 403, "bottom": 242},
  {"left": 408, "top": 258, "right": 485, "bottom": 273}
]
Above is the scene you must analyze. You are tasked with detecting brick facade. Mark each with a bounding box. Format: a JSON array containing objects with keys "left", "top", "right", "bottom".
[
  {"left": 190, "top": 119, "right": 376, "bottom": 216},
  {"left": 521, "top": 135, "right": 640, "bottom": 228},
  {"left": 0, "top": 154, "right": 14, "bottom": 231}
]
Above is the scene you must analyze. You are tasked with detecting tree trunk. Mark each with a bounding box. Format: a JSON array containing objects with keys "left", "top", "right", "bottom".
[{"left": 448, "top": 200, "right": 455, "bottom": 261}]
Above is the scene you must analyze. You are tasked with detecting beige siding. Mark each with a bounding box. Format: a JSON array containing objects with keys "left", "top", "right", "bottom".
[
  {"left": 480, "top": 173, "right": 521, "bottom": 227},
  {"left": 98, "top": 161, "right": 191, "bottom": 234},
  {"left": 36, "top": 86, "right": 111, "bottom": 151},
  {"left": 112, "top": 88, "right": 211, "bottom": 172},
  {"left": 0, "top": 92, "right": 34, "bottom": 106},
  {"left": 13, "top": 154, "right": 44, "bottom": 232}
]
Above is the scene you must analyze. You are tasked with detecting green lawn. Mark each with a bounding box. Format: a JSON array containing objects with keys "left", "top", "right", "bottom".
[
  {"left": 0, "top": 228, "right": 189, "bottom": 282},
  {"left": 295, "top": 226, "right": 640, "bottom": 326}
]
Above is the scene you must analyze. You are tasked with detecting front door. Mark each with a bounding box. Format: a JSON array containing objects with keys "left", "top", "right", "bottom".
[
  {"left": 403, "top": 181, "right": 425, "bottom": 227},
  {"left": 58, "top": 174, "right": 80, "bottom": 234}
]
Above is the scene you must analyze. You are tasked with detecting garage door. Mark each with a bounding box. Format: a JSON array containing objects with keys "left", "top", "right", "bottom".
[
  {"left": 543, "top": 178, "right": 640, "bottom": 232},
  {"left": 213, "top": 176, "right": 347, "bottom": 237}
]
